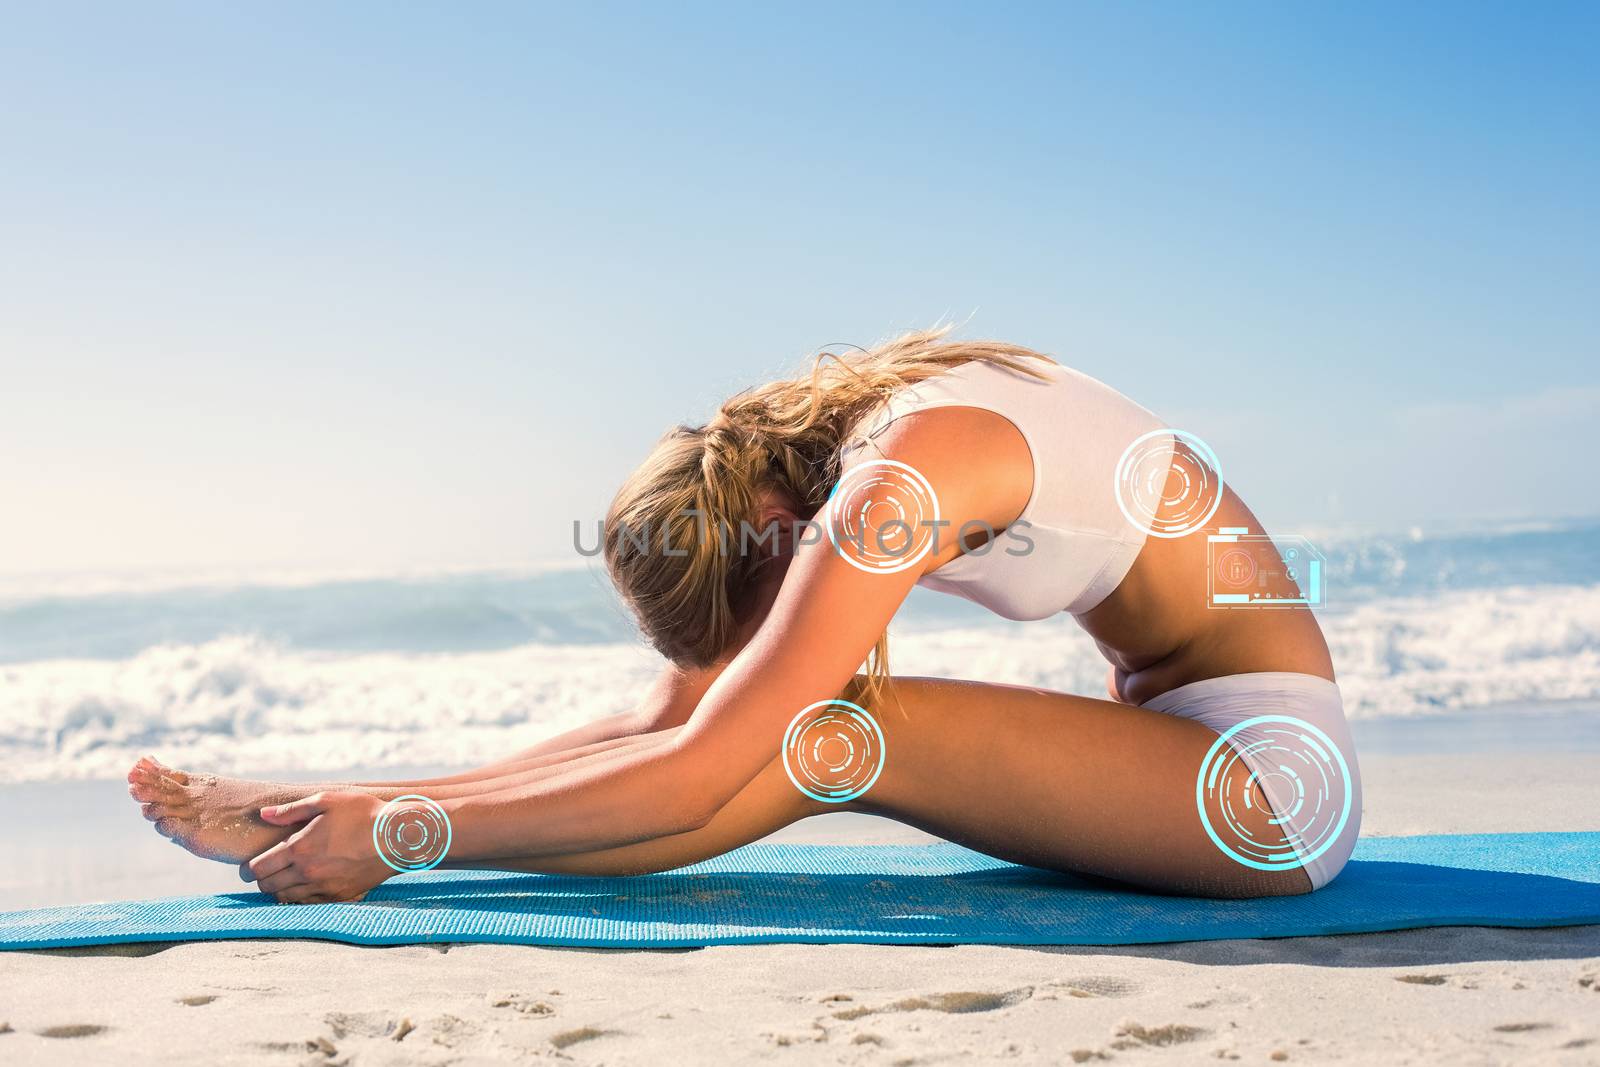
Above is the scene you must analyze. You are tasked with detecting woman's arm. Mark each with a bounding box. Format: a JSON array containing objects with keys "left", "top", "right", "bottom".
[
  {"left": 435, "top": 540, "right": 924, "bottom": 858},
  {"left": 250, "top": 534, "right": 923, "bottom": 895},
  {"left": 246, "top": 412, "right": 1008, "bottom": 897},
  {"left": 343, "top": 663, "right": 723, "bottom": 793},
  {"left": 471, "top": 663, "right": 721, "bottom": 768},
  {"left": 475, "top": 561, "right": 786, "bottom": 771}
]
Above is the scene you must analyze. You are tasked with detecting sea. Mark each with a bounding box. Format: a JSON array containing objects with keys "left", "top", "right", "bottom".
[{"left": 2, "top": 519, "right": 1598, "bottom": 786}]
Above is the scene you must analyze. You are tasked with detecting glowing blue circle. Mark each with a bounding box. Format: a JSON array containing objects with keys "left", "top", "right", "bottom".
[
  {"left": 825, "top": 460, "right": 940, "bottom": 574},
  {"left": 372, "top": 793, "right": 452, "bottom": 874},
  {"left": 1114, "top": 428, "right": 1224, "bottom": 538},
  {"left": 1195, "top": 715, "right": 1352, "bottom": 873},
  {"left": 781, "top": 699, "right": 886, "bottom": 803}
]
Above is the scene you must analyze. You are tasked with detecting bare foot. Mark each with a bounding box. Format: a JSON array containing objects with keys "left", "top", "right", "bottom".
[{"left": 127, "top": 756, "right": 303, "bottom": 864}]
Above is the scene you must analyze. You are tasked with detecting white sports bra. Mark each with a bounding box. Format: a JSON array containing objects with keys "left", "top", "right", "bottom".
[{"left": 841, "top": 358, "right": 1172, "bottom": 619}]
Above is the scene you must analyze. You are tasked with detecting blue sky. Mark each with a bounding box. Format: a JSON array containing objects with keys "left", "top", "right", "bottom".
[{"left": 1, "top": 2, "right": 1595, "bottom": 574}]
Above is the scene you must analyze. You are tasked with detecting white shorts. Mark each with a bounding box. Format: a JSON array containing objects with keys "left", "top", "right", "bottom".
[{"left": 1143, "top": 672, "right": 1362, "bottom": 890}]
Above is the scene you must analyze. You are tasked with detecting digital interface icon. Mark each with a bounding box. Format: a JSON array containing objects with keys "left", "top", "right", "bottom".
[
  {"left": 1195, "top": 715, "right": 1353, "bottom": 873},
  {"left": 372, "top": 794, "right": 452, "bottom": 873},
  {"left": 1207, "top": 529, "right": 1327, "bottom": 608},
  {"left": 1114, "top": 428, "right": 1223, "bottom": 539},
  {"left": 781, "top": 699, "right": 887, "bottom": 803},
  {"left": 825, "top": 459, "right": 940, "bottom": 573}
]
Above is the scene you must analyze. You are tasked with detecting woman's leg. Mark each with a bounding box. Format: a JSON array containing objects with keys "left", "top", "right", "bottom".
[
  {"left": 486, "top": 677, "right": 1316, "bottom": 898},
  {"left": 132, "top": 676, "right": 1316, "bottom": 897}
]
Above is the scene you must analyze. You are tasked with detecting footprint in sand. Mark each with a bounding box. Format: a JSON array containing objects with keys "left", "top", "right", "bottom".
[
  {"left": 1395, "top": 974, "right": 1449, "bottom": 986},
  {"left": 426, "top": 1012, "right": 481, "bottom": 1049},
  {"left": 550, "top": 1027, "right": 616, "bottom": 1050},
  {"left": 249, "top": 1041, "right": 306, "bottom": 1053},
  {"left": 36, "top": 1024, "right": 108, "bottom": 1039},
  {"left": 769, "top": 1029, "right": 826, "bottom": 1047},
  {"left": 489, "top": 993, "right": 555, "bottom": 1016},
  {"left": 1051, "top": 975, "right": 1142, "bottom": 999},
  {"left": 176, "top": 995, "right": 217, "bottom": 1006},
  {"left": 1108, "top": 1021, "right": 1209, "bottom": 1049},
  {"left": 832, "top": 988, "right": 1033, "bottom": 1020},
  {"left": 323, "top": 1012, "right": 417, "bottom": 1041},
  {"left": 1492, "top": 1022, "right": 1554, "bottom": 1033}
]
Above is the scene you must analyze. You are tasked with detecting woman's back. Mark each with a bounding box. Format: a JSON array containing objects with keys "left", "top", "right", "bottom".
[{"left": 839, "top": 356, "right": 1335, "bottom": 703}]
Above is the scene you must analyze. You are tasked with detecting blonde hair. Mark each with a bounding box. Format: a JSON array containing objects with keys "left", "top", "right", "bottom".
[{"left": 603, "top": 326, "right": 1050, "bottom": 711}]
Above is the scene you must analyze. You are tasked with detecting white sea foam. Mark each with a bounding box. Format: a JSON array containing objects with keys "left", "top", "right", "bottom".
[
  {"left": 2, "top": 584, "right": 1597, "bottom": 784},
  {"left": 895, "top": 584, "right": 1600, "bottom": 720},
  {"left": 0, "top": 638, "right": 659, "bottom": 784}
]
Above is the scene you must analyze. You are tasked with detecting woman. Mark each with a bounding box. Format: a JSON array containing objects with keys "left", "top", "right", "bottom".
[{"left": 129, "top": 328, "right": 1360, "bottom": 902}]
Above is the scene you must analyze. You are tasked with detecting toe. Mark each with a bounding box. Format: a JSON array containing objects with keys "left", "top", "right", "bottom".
[
  {"left": 153, "top": 816, "right": 182, "bottom": 840},
  {"left": 129, "top": 780, "right": 159, "bottom": 803},
  {"left": 140, "top": 803, "right": 161, "bottom": 821},
  {"left": 151, "top": 765, "right": 190, "bottom": 788},
  {"left": 146, "top": 757, "right": 191, "bottom": 784},
  {"left": 150, "top": 770, "right": 187, "bottom": 796}
]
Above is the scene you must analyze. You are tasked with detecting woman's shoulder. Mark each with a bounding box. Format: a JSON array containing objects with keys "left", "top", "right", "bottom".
[{"left": 849, "top": 403, "right": 1035, "bottom": 543}]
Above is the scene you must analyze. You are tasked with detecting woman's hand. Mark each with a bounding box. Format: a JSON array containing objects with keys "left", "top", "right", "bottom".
[{"left": 243, "top": 791, "right": 395, "bottom": 904}]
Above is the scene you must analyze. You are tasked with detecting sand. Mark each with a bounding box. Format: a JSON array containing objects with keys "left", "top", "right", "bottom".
[{"left": 2, "top": 751, "right": 1598, "bottom": 1065}]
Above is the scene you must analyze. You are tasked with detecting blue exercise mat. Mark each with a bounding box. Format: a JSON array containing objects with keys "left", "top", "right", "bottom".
[{"left": 2, "top": 832, "right": 1597, "bottom": 950}]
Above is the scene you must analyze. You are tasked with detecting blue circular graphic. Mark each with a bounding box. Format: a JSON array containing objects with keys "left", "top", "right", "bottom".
[
  {"left": 372, "top": 794, "right": 452, "bottom": 873},
  {"left": 1195, "top": 715, "right": 1352, "bottom": 873},
  {"left": 1114, "top": 428, "right": 1224, "bottom": 539},
  {"left": 781, "top": 699, "right": 887, "bottom": 803},
  {"left": 825, "top": 460, "right": 941, "bottom": 574}
]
